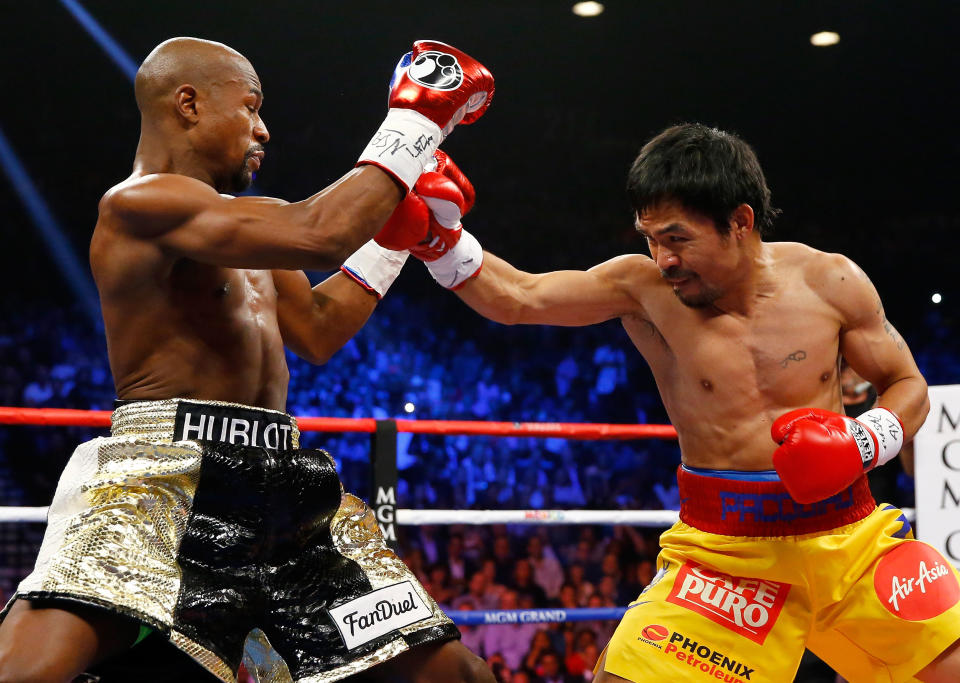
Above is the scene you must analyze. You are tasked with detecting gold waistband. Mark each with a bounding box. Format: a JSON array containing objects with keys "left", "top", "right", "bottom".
[{"left": 110, "top": 398, "right": 300, "bottom": 448}]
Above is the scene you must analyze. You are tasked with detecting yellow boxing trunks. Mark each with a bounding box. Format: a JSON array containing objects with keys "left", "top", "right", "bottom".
[
  {"left": 0, "top": 399, "right": 457, "bottom": 683},
  {"left": 601, "top": 465, "right": 960, "bottom": 683}
]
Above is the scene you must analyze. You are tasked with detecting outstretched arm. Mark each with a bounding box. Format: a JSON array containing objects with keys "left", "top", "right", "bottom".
[
  {"left": 102, "top": 40, "right": 496, "bottom": 272},
  {"left": 455, "top": 251, "right": 649, "bottom": 327},
  {"left": 103, "top": 168, "right": 402, "bottom": 272}
]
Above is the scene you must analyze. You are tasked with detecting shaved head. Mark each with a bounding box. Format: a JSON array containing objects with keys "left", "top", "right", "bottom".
[
  {"left": 132, "top": 37, "right": 267, "bottom": 192},
  {"left": 135, "top": 37, "right": 256, "bottom": 115}
]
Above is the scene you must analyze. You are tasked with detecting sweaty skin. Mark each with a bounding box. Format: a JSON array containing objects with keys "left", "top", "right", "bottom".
[
  {"left": 456, "top": 202, "right": 955, "bottom": 683},
  {"left": 90, "top": 38, "right": 400, "bottom": 411},
  {"left": 1, "top": 37, "right": 494, "bottom": 683},
  {"left": 453, "top": 200, "right": 929, "bottom": 471}
]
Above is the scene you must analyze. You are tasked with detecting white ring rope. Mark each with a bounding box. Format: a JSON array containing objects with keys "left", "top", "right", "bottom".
[
  {"left": 0, "top": 506, "right": 917, "bottom": 526},
  {"left": 398, "top": 508, "right": 682, "bottom": 526}
]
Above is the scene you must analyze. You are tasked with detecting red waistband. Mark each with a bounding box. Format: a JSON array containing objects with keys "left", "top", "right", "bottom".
[{"left": 677, "top": 466, "right": 876, "bottom": 536}]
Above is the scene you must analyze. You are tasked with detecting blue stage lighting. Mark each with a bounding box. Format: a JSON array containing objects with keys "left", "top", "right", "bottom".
[
  {"left": 58, "top": 0, "right": 138, "bottom": 82},
  {"left": 0, "top": 125, "right": 101, "bottom": 325}
]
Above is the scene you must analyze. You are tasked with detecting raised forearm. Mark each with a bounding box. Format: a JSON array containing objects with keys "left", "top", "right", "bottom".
[{"left": 876, "top": 374, "right": 930, "bottom": 439}]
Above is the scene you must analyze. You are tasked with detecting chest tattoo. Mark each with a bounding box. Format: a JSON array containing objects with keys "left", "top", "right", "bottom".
[{"left": 780, "top": 349, "right": 807, "bottom": 368}]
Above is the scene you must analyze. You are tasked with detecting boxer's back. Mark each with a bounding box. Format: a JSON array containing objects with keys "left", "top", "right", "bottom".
[{"left": 91, "top": 175, "right": 289, "bottom": 410}]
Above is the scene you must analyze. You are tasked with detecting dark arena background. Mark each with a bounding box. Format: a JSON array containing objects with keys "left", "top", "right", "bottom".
[{"left": 1, "top": 2, "right": 958, "bottom": 682}]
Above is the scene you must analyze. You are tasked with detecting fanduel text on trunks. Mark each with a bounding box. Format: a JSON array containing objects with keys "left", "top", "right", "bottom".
[
  {"left": 174, "top": 401, "right": 293, "bottom": 449},
  {"left": 666, "top": 563, "right": 789, "bottom": 644},
  {"left": 874, "top": 541, "right": 960, "bottom": 621},
  {"left": 328, "top": 581, "right": 432, "bottom": 650}
]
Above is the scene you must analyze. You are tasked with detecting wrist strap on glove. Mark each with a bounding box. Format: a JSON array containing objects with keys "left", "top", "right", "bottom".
[
  {"left": 424, "top": 228, "right": 483, "bottom": 289},
  {"left": 856, "top": 407, "right": 905, "bottom": 468},
  {"left": 357, "top": 109, "right": 443, "bottom": 192},
  {"left": 341, "top": 240, "right": 409, "bottom": 299}
]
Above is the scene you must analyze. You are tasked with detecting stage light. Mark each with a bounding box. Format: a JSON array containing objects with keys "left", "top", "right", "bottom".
[
  {"left": 932, "top": 293, "right": 942, "bottom": 304},
  {"left": 572, "top": 2, "right": 604, "bottom": 17},
  {"left": 810, "top": 31, "right": 840, "bottom": 47},
  {"left": 404, "top": 402, "right": 416, "bottom": 413}
]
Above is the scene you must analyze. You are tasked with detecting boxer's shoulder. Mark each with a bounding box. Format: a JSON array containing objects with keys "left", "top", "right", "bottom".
[
  {"left": 589, "top": 252, "right": 660, "bottom": 287},
  {"left": 765, "top": 242, "right": 868, "bottom": 304},
  {"left": 100, "top": 173, "right": 220, "bottom": 229},
  {"left": 584, "top": 253, "right": 663, "bottom": 314}
]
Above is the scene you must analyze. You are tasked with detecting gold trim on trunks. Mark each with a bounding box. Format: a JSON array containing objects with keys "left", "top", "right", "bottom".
[{"left": 110, "top": 398, "right": 300, "bottom": 448}]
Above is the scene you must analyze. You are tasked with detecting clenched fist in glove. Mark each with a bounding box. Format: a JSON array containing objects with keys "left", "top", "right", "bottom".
[
  {"left": 369, "top": 151, "right": 483, "bottom": 289},
  {"left": 357, "top": 41, "right": 494, "bottom": 193},
  {"left": 341, "top": 151, "right": 481, "bottom": 297},
  {"left": 771, "top": 407, "right": 904, "bottom": 504}
]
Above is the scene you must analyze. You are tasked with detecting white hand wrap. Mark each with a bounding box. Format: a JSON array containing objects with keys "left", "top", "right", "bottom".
[
  {"left": 340, "top": 240, "right": 409, "bottom": 299},
  {"left": 856, "top": 407, "right": 905, "bottom": 467},
  {"left": 424, "top": 228, "right": 483, "bottom": 289},
  {"left": 357, "top": 109, "right": 443, "bottom": 192}
]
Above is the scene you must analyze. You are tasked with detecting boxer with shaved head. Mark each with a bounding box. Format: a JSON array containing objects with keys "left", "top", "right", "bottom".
[{"left": 0, "top": 36, "right": 496, "bottom": 682}]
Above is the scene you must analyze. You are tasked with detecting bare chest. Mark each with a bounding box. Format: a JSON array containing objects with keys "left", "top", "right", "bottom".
[
  {"left": 624, "top": 293, "right": 842, "bottom": 407},
  {"left": 168, "top": 264, "right": 276, "bottom": 325}
]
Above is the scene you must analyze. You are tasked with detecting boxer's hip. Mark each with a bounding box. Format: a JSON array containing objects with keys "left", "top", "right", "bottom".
[
  {"left": 4, "top": 398, "right": 456, "bottom": 682},
  {"left": 676, "top": 464, "right": 876, "bottom": 537}
]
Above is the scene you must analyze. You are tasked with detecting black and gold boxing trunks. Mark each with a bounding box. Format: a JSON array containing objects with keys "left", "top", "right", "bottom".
[{"left": 0, "top": 398, "right": 458, "bottom": 682}]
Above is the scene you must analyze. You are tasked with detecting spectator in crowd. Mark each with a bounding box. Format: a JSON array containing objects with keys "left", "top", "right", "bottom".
[
  {"left": 492, "top": 534, "right": 517, "bottom": 586},
  {"left": 426, "top": 563, "right": 458, "bottom": 608},
  {"left": 454, "top": 571, "right": 501, "bottom": 611},
  {"left": 536, "top": 650, "right": 578, "bottom": 683},
  {"left": 522, "top": 630, "right": 554, "bottom": 675},
  {"left": 446, "top": 532, "right": 475, "bottom": 592},
  {"left": 527, "top": 535, "right": 565, "bottom": 599},
  {"left": 456, "top": 599, "right": 486, "bottom": 657},
  {"left": 486, "top": 652, "right": 512, "bottom": 683},
  {"left": 555, "top": 583, "right": 579, "bottom": 610},
  {"left": 480, "top": 557, "right": 507, "bottom": 606},
  {"left": 511, "top": 559, "right": 548, "bottom": 607},
  {"left": 482, "top": 590, "right": 540, "bottom": 671},
  {"left": 566, "top": 564, "right": 595, "bottom": 606}
]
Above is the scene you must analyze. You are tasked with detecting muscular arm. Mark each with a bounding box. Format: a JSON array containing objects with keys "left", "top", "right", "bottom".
[
  {"left": 454, "top": 251, "right": 648, "bottom": 326},
  {"left": 273, "top": 269, "right": 379, "bottom": 365},
  {"left": 103, "top": 166, "right": 401, "bottom": 271},
  {"left": 821, "top": 255, "right": 929, "bottom": 437}
]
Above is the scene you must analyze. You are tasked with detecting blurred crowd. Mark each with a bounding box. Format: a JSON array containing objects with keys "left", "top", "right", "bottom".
[{"left": 1, "top": 292, "right": 954, "bottom": 681}]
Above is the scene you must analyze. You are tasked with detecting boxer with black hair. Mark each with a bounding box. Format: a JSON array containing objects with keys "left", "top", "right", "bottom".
[{"left": 388, "top": 123, "right": 960, "bottom": 682}]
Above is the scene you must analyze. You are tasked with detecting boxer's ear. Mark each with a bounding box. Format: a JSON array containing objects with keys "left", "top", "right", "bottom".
[
  {"left": 728, "top": 204, "right": 755, "bottom": 239},
  {"left": 175, "top": 85, "right": 199, "bottom": 123}
]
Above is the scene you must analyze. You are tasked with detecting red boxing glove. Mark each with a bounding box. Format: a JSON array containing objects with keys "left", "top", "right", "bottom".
[
  {"left": 372, "top": 151, "right": 484, "bottom": 288},
  {"left": 429, "top": 150, "right": 475, "bottom": 210},
  {"left": 413, "top": 152, "right": 484, "bottom": 288},
  {"left": 389, "top": 41, "right": 494, "bottom": 137},
  {"left": 357, "top": 41, "right": 494, "bottom": 192},
  {"left": 373, "top": 191, "right": 430, "bottom": 251},
  {"left": 409, "top": 151, "right": 474, "bottom": 261},
  {"left": 372, "top": 151, "right": 472, "bottom": 253},
  {"left": 771, "top": 407, "right": 904, "bottom": 504}
]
